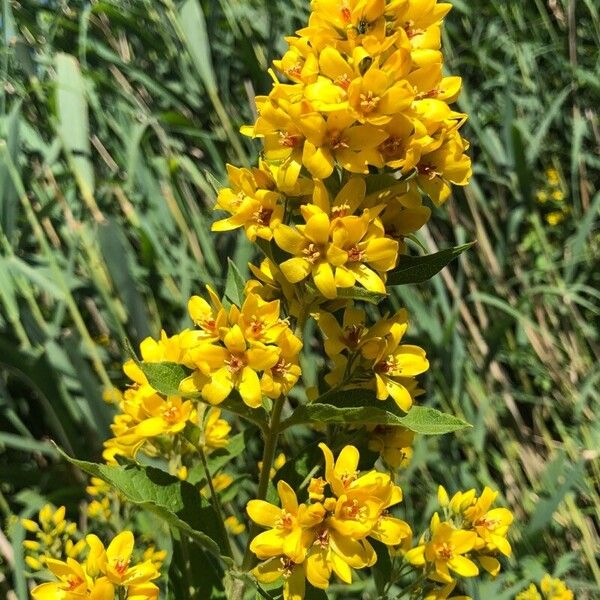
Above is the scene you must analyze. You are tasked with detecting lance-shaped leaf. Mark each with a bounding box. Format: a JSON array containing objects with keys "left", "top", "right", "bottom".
[
  {"left": 55, "top": 448, "right": 232, "bottom": 563},
  {"left": 224, "top": 258, "right": 246, "bottom": 307},
  {"left": 387, "top": 242, "right": 475, "bottom": 286},
  {"left": 280, "top": 390, "right": 470, "bottom": 434}
]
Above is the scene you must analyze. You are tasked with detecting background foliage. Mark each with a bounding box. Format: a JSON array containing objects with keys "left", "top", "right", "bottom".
[{"left": 0, "top": 0, "right": 598, "bottom": 598}]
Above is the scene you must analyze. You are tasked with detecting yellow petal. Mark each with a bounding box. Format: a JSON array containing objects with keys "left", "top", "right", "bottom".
[
  {"left": 247, "top": 500, "right": 282, "bottom": 528},
  {"left": 306, "top": 548, "right": 331, "bottom": 589},
  {"left": 238, "top": 366, "right": 262, "bottom": 408},
  {"left": 448, "top": 555, "right": 479, "bottom": 578},
  {"left": 106, "top": 531, "right": 134, "bottom": 565},
  {"left": 313, "top": 261, "right": 337, "bottom": 299},
  {"left": 202, "top": 368, "right": 234, "bottom": 405},
  {"left": 281, "top": 257, "right": 312, "bottom": 283}
]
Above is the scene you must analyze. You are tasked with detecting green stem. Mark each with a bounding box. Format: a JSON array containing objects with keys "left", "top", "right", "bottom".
[
  {"left": 241, "top": 394, "right": 286, "bottom": 572},
  {"left": 198, "top": 444, "right": 234, "bottom": 560}
]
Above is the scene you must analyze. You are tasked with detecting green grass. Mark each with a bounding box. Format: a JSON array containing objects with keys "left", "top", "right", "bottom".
[{"left": 0, "top": 0, "right": 599, "bottom": 598}]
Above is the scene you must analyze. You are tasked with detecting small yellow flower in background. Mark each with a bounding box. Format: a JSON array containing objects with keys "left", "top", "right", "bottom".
[
  {"left": 546, "top": 168, "right": 560, "bottom": 186},
  {"left": 540, "top": 574, "right": 575, "bottom": 600},
  {"left": 225, "top": 515, "right": 246, "bottom": 535},
  {"left": 546, "top": 210, "right": 566, "bottom": 226},
  {"left": 22, "top": 504, "right": 85, "bottom": 570},
  {"left": 515, "top": 575, "right": 574, "bottom": 600},
  {"left": 211, "top": 473, "right": 234, "bottom": 493},
  {"left": 258, "top": 452, "right": 287, "bottom": 479}
]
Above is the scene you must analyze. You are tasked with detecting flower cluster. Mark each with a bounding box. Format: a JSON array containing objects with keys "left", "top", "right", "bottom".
[
  {"left": 102, "top": 287, "right": 304, "bottom": 469},
  {"left": 248, "top": 443, "right": 411, "bottom": 598},
  {"left": 22, "top": 505, "right": 85, "bottom": 571},
  {"left": 242, "top": 0, "right": 471, "bottom": 202},
  {"left": 31, "top": 531, "right": 161, "bottom": 600},
  {"left": 405, "top": 485, "right": 514, "bottom": 585},
  {"left": 516, "top": 575, "right": 574, "bottom": 600},
  {"left": 318, "top": 306, "right": 428, "bottom": 411},
  {"left": 213, "top": 0, "right": 471, "bottom": 307},
  {"left": 535, "top": 167, "right": 569, "bottom": 226}
]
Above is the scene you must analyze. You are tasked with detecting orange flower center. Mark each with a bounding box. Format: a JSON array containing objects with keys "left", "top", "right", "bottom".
[
  {"left": 335, "top": 73, "right": 352, "bottom": 90},
  {"left": 380, "top": 136, "right": 404, "bottom": 158},
  {"left": 272, "top": 357, "right": 291, "bottom": 378},
  {"left": 341, "top": 323, "right": 365, "bottom": 348},
  {"left": 436, "top": 542, "right": 454, "bottom": 561},
  {"left": 226, "top": 354, "right": 246, "bottom": 374},
  {"left": 254, "top": 206, "right": 273, "bottom": 226},
  {"left": 415, "top": 88, "right": 440, "bottom": 100},
  {"left": 279, "top": 557, "right": 296, "bottom": 579},
  {"left": 376, "top": 356, "right": 398, "bottom": 375},
  {"left": 360, "top": 90, "right": 380, "bottom": 114},
  {"left": 314, "top": 528, "right": 330, "bottom": 547},
  {"left": 114, "top": 558, "right": 130, "bottom": 576},
  {"left": 332, "top": 203, "right": 352, "bottom": 218},
  {"left": 343, "top": 498, "right": 367, "bottom": 521},
  {"left": 347, "top": 245, "right": 365, "bottom": 262},
  {"left": 66, "top": 576, "right": 84, "bottom": 591},
  {"left": 303, "top": 243, "right": 322, "bottom": 264},
  {"left": 279, "top": 131, "right": 301, "bottom": 148},
  {"left": 277, "top": 510, "right": 294, "bottom": 529},
  {"left": 162, "top": 404, "right": 181, "bottom": 424}
]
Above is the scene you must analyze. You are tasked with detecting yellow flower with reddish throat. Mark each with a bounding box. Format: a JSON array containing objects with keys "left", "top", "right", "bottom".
[
  {"left": 212, "top": 164, "right": 284, "bottom": 241},
  {"left": 247, "top": 481, "right": 326, "bottom": 563},
  {"left": 406, "top": 514, "right": 479, "bottom": 583},
  {"left": 31, "top": 531, "right": 160, "bottom": 600}
]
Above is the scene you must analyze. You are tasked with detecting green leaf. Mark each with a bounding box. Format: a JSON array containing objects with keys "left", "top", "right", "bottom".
[
  {"left": 224, "top": 258, "right": 246, "bottom": 307},
  {"left": 306, "top": 282, "right": 386, "bottom": 305},
  {"left": 280, "top": 390, "right": 471, "bottom": 434},
  {"left": 140, "top": 361, "right": 190, "bottom": 396},
  {"left": 55, "top": 448, "right": 232, "bottom": 562},
  {"left": 387, "top": 243, "right": 475, "bottom": 286},
  {"left": 54, "top": 53, "right": 94, "bottom": 201}
]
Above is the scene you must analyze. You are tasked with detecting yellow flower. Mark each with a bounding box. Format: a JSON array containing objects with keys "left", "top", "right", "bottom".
[
  {"left": 253, "top": 557, "right": 306, "bottom": 600},
  {"left": 31, "top": 557, "right": 91, "bottom": 599},
  {"left": 225, "top": 515, "right": 247, "bottom": 535},
  {"left": 273, "top": 36, "right": 320, "bottom": 84},
  {"left": 188, "top": 324, "right": 280, "bottom": 407},
  {"left": 347, "top": 66, "right": 414, "bottom": 126},
  {"left": 247, "top": 480, "right": 326, "bottom": 563},
  {"left": 406, "top": 516, "right": 479, "bottom": 583},
  {"left": 212, "top": 164, "right": 284, "bottom": 241},
  {"left": 298, "top": 110, "right": 387, "bottom": 178},
  {"left": 187, "top": 285, "right": 227, "bottom": 341},
  {"left": 540, "top": 574, "right": 574, "bottom": 600},
  {"left": 261, "top": 329, "right": 303, "bottom": 399},
  {"left": 371, "top": 327, "right": 429, "bottom": 412},
  {"left": 416, "top": 131, "right": 471, "bottom": 205},
  {"left": 100, "top": 531, "right": 160, "bottom": 587},
  {"left": 203, "top": 407, "right": 231, "bottom": 451},
  {"left": 546, "top": 210, "right": 566, "bottom": 226},
  {"left": 463, "top": 487, "right": 513, "bottom": 558}
]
